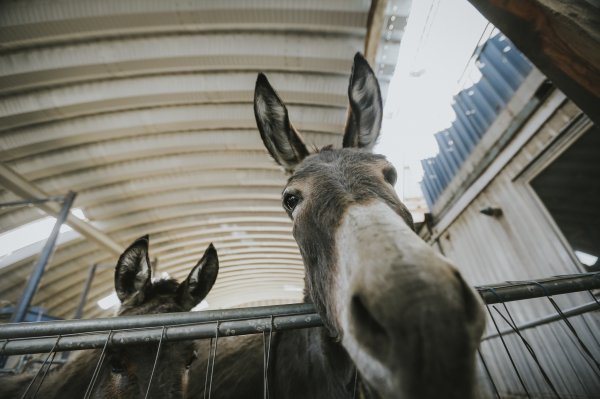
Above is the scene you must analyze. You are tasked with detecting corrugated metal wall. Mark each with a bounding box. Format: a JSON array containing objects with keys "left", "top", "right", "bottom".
[
  {"left": 432, "top": 96, "right": 600, "bottom": 398},
  {"left": 421, "top": 33, "right": 532, "bottom": 209}
]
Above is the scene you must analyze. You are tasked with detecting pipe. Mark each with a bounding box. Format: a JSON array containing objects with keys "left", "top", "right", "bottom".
[
  {"left": 1, "top": 273, "right": 599, "bottom": 340},
  {"left": 0, "top": 303, "right": 316, "bottom": 340},
  {"left": 73, "top": 264, "right": 98, "bottom": 320},
  {"left": 0, "top": 313, "right": 322, "bottom": 355},
  {"left": 482, "top": 300, "right": 600, "bottom": 341},
  {"left": 10, "top": 191, "right": 77, "bottom": 324},
  {"left": 0, "top": 196, "right": 65, "bottom": 209},
  {"left": 1, "top": 273, "right": 598, "bottom": 355},
  {"left": 476, "top": 272, "right": 600, "bottom": 304}
]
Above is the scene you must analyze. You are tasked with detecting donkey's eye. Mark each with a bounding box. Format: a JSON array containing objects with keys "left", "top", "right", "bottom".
[
  {"left": 383, "top": 167, "right": 397, "bottom": 186},
  {"left": 110, "top": 359, "right": 126, "bottom": 374},
  {"left": 283, "top": 193, "right": 301, "bottom": 212},
  {"left": 185, "top": 351, "right": 198, "bottom": 370}
]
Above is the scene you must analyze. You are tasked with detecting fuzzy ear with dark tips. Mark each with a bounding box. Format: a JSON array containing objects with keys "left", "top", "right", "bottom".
[
  {"left": 254, "top": 73, "right": 310, "bottom": 173},
  {"left": 178, "top": 243, "right": 219, "bottom": 310},
  {"left": 342, "top": 53, "right": 383, "bottom": 150},
  {"left": 115, "top": 235, "right": 152, "bottom": 305}
]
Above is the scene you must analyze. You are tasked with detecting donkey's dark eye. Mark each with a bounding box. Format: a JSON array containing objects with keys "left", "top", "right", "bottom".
[
  {"left": 283, "top": 193, "right": 300, "bottom": 212},
  {"left": 110, "top": 359, "right": 126, "bottom": 374},
  {"left": 383, "top": 167, "right": 397, "bottom": 186},
  {"left": 185, "top": 351, "right": 198, "bottom": 370}
]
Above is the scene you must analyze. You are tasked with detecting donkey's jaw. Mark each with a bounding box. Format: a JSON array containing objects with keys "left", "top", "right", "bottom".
[{"left": 334, "top": 201, "right": 486, "bottom": 399}]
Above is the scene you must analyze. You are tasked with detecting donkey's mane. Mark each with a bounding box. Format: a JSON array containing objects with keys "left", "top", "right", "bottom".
[{"left": 148, "top": 278, "right": 179, "bottom": 296}]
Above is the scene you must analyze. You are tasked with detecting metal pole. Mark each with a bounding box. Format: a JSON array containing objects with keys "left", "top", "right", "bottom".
[
  {"left": 0, "top": 313, "right": 322, "bottom": 355},
  {"left": 476, "top": 272, "right": 600, "bottom": 304},
  {"left": 0, "top": 303, "right": 316, "bottom": 340},
  {"left": 482, "top": 300, "right": 600, "bottom": 341},
  {"left": 2, "top": 272, "right": 598, "bottom": 341},
  {"left": 9, "top": 191, "right": 76, "bottom": 324},
  {"left": 73, "top": 264, "right": 98, "bottom": 320},
  {"left": 1, "top": 273, "right": 598, "bottom": 356},
  {"left": 0, "top": 196, "right": 65, "bottom": 209}
]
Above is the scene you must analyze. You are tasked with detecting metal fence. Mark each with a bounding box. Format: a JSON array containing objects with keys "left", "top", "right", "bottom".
[{"left": 1, "top": 272, "right": 599, "bottom": 398}]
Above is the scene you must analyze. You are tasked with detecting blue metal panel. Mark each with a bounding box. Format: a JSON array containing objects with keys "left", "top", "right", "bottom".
[
  {"left": 469, "top": 85, "right": 496, "bottom": 125},
  {"left": 432, "top": 146, "right": 453, "bottom": 187},
  {"left": 478, "top": 52, "right": 515, "bottom": 101},
  {"left": 420, "top": 33, "right": 532, "bottom": 210},
  {"left": 434, "top": 132, "right": 461, "bottom": 173},
  {"left": 420, "top": 181, "right": 434, "bottom": 210},
  {"left": 457, "top": 90, "right": 488, "bottom": 133},
  {"left": 452, "top": 102, "right": 481, "bottom": 144},
  {"left": 423, "top": 159, "right": 442, "bottom": 198},
  {"left": 476, "top": 75, "right": 506, "bottom": 115}
]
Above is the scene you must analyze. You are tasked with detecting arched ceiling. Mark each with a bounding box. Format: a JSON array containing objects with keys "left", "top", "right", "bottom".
[{"left": 0, "top": 0, "right": 411, "bottom": 319}]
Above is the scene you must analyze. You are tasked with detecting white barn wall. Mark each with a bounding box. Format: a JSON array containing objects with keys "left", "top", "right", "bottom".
[{"left": 426, "top": 96, "right": 599, "bottom": 397}]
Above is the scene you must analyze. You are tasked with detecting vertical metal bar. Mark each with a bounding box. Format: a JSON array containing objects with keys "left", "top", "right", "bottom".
[
  {"left": 61, "top": 263, "right": 97, "bottom": 361},
  {"left": 144, "top": 326, "right": 166, "bottom": 399},
  {"left": 10, "top": 191, "right": 76, "bottom": 324},
  {"left": 73, "top": 263, "right": 98, "bottom": 320},
  {"left": 84, "top": 330, "right": 113, "bottom": 399}
]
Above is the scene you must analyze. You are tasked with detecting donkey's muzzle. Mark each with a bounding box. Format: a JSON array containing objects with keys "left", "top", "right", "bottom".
[{"left": 335, "top": 201, "right": 486, "bottom": 399}]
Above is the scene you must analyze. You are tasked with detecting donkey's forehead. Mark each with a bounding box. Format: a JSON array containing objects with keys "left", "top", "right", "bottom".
[{"left": 289, "top": 148, "right": 388, "bottom": 183}]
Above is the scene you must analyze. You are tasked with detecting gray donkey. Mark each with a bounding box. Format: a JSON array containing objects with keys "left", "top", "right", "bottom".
[
  {"left": 188, "top": 54, "right": 486, "bottom": 399},
  {"left": 1, "top": 235, "right": 218, "bottom": 399}
]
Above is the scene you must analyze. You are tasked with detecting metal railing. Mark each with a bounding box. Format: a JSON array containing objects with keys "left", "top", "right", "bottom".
[{"left": 1, "top": 272, "right": 598, "bottom": 356}]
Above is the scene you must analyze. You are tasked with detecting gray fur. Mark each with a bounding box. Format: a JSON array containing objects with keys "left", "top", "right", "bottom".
[{"left": 248, "top": 53, "right": 485, "bottom": 399}]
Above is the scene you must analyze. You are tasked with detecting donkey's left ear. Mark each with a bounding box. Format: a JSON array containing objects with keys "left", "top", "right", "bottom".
[
  {"left": 342, "top": 53, "right": 383, "bottom": 150},
  {"left": 178, "top": 243, "right": 219, "bottom": 310},
  {"left": 254, "top": 73, "right": 310, "bottom": 173},
  {"left": 115, "top": 235, "right": 152, "bottom": 305}
]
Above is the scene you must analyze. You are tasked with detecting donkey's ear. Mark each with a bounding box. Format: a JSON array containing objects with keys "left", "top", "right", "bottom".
[
  {"left": 342, "top": 53, "right": 383, "bottom": 150},
  {"left": 254, "top": 73, "right": 309, "bottom": 173},
  {"left": 115, "top": 235, "right": 152, "bottom": 305},
  {"left": 178, "top": 243, "right": 219, "bottom": 310}
]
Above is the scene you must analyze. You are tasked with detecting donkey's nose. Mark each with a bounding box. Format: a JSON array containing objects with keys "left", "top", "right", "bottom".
[
  {"left": 349, "top": 293, "right": 390, "bottom": 357},
  {"left": 336, "top": 201, "right": 485, "bottom": 398}
]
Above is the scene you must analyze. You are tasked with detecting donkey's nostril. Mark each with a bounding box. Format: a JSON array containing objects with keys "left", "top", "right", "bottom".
[{"left": 350, "top": 295, "right": 389, "bottom": 354}]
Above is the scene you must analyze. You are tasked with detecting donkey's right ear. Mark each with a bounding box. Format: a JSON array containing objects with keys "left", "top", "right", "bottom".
[
  {"left": 177, "top": 243, "right": 219, "bottom": 310},
  {"left": 115, "top": 235, "right": 152, "bottom": 305},
  {"left": 254, "top": 73, "right": 309, "bottom": 173}
]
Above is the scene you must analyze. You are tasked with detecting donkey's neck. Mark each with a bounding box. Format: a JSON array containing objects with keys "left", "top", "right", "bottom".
[{"left": 270, "top": 326, "right": 356, "bottom": 399}]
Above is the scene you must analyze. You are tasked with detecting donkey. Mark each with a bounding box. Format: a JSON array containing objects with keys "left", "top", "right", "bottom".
[
  {"left": 1, "top": 235, "right": 219, "bottom": 399},
  {"left": 250, "top": 53, "right": 487, "bottom": 399},
  {"left": 187, "top": 54, "right": 486, "bottom": 399}
]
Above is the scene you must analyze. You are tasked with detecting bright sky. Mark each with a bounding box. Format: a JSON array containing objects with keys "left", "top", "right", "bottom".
[
  {"left": 375, "top": 0, "right": 488, "bottom": 205},
  {"left": 0, "top": 209, "right": 85, "bottom": 260}
]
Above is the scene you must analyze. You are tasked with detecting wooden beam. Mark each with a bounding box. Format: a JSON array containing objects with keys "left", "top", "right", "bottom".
[
  {"left": 0, "top": 163, "right": 123, "bottom": 256},
  {"left": 364, "top": 0, "right": 389, "bottom": 65},
  {"left": 467, "top": 0, "right": 600, "bottom": 125}
]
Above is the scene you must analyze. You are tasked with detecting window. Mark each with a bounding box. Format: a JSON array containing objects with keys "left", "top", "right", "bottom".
[{"left": 530, "top": 125, "right": 599, "bottom": 270}]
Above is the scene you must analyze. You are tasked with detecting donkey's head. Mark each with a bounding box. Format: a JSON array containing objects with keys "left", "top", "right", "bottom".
[
  {"left": 100, "top": 235, "right": 219, "bottom": 398},
  {"left": 254, "top": 54, "right": 485, "bottom": 399}
]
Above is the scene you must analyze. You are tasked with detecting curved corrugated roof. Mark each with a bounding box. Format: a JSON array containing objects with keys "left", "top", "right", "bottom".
[{"left": 0, "top": 0, "right": 410, "bottom": 319}]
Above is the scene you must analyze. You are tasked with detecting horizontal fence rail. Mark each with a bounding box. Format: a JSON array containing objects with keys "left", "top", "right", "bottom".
[
  {"left": 1, "top": 272, "right": 598, "bottom": 355},
  {"left": 482, "top": 300, "right": 600, "bottom": 341},
  {"left": 475, "top": 272, "right": 600, "bottom": 304}
]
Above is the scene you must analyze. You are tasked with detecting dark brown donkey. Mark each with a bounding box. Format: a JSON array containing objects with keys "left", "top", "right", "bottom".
[
  {"left": 188, "top": 54, "right": 486, "bottom": 399},
  {"left": 1, "top": 235, "right": 218, "bottom": 399}
]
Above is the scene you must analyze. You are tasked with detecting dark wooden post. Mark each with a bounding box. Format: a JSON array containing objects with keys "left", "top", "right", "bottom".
[{"left": 467, "top": 0, "right": 599, "bottom": 124}]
